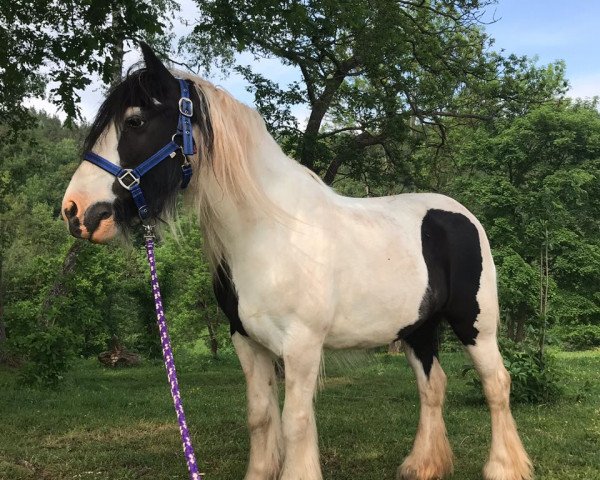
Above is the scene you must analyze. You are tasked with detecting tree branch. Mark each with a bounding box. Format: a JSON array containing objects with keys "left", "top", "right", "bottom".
[
  {"left": 416, "top": 110, "right": 493, "bottom": 121},
  {"left": 299, "top": 55, "right": 362, "bottom": 170}
]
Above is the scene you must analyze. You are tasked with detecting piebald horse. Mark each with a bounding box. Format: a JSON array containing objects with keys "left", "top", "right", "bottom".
[{"left": 62, "top": 44, "right": 532, "bottom": 480}]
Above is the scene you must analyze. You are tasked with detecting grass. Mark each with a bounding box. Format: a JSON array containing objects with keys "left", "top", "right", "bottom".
[{"left": 0, "top": 349, "right": 599, "bottom": 480}]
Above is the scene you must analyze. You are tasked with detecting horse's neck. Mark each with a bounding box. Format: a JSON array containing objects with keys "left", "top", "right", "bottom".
[
  {"left": 198, "top": 128, "right": 329, "bottom": 265},
  {"left": 253, "top": 134, "right": 328, "bottom": 210}
]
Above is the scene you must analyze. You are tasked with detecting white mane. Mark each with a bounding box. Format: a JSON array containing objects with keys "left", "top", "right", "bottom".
[{"left": 175, "top": 71, "right": 289, "bottom": 268}]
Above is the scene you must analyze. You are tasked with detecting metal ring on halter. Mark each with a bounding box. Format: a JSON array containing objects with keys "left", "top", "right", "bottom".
[
  {"left": 171, "top": 133, "right": 189, "bottom": 163},
  {"left": 179, "top": 97, "right": 193, "bottom": 117},
  {"left": 117, "top": 169, "right": 141, "bottom": 190},
  {"left": 171, "top": 133, "right": 192, "bottom": 163},
  {"left": 171, "top": 132, "right": 185, "bottom": 146}
]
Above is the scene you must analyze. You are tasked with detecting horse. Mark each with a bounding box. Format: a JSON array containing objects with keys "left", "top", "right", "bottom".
[{"left": 61, "top": 43, "right": 532, "bottom": 480}]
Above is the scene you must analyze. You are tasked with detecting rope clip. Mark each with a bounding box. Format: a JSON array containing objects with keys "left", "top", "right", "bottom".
[{"left": 143, "top": 222, "right": 156, "bottom": 240}]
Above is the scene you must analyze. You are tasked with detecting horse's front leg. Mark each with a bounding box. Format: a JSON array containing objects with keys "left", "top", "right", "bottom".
[
  {"left": 233, "top": 333, "right": 283, "bottom": 480},
  {"left": 279, "top": 326, "right": 324, "bottom": 480}
]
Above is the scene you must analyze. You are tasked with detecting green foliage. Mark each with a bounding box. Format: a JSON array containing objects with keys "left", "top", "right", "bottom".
[
  {"left": 556, "top": 324, "right": 600, "bottom": 351},
  {"left": 494, "top": 248, "right": 539, "bottom": 326},
  {"left": 154, "top": 215, "right": 231, "bottom": 357},
  {"left": 1, "top": 2, "right": 598, "bottom": 389},
  {"left": 17, "top": 326, "right": 77, "bottom": 386},
  {"left": 0, "top": 0, "right": 177, "bottom": 125},
  {"left": 444, "top": 101, "right": 600, "bottom": 344},
  {"left": 501, "top": 341, "right": 561, "bottom": 403}
]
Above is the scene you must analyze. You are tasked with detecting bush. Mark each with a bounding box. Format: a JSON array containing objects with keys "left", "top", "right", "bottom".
[
  {"left": 463, "top": 338, "right": 561, "bottom": 403},
  {"left": 557, "top": 324, "right": 600, "bottom": 351},
  {"left": 16, "top": 326, "right": 77, "bottom": 387}
]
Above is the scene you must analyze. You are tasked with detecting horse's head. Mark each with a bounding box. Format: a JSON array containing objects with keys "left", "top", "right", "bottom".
[{"left": 62, "top": 44, "right": 208, "bottom": 243}]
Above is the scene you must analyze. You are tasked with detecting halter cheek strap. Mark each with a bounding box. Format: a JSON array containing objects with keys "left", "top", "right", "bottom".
[{"left": 83, "top": 79, "right": 195, "bottom": 221}]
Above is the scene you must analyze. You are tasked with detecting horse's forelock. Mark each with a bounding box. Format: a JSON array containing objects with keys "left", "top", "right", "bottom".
[{"left": 83, "top": 67, "right": 171, "bottom": 153}]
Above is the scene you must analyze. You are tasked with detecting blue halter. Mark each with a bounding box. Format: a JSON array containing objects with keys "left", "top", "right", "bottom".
[{"left": 84, "top": 78, "right": 195, "bottom": 222}]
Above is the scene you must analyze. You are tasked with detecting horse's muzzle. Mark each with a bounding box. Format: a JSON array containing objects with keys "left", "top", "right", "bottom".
[{"left": 62, "top": 197, "right": 116, "bottom": 243}]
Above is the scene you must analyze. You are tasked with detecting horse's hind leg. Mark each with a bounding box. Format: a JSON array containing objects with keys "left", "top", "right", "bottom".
[
  {"left": 462, "top": 329, "right": 533, "bottom": 480},
  {"left": 232, "top": 333, "right": 283, "bottom": 480},
  {"left": 449, "top": 277, "right": 532, "bottom": 480},
  {"left": 398, "top": 317, "right": 453, "bottom": 480}
]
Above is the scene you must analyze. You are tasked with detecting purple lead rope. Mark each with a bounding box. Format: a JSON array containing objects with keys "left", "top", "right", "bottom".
[{"left": 145, "top": 230, "right": 202, "bottom": 480}]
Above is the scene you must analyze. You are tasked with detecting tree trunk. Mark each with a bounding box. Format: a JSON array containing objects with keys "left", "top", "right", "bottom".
[
  {"left": 110, "top": 8, "right": 125, "bottom": 88},
  {"left": 515, "top": 315, "right": 526, "bottom": 342},
  {"left": 98, "top": 335, "right": 141, "bottom": 367},
  {"left": 323, "top": 149, "right": 345, "bottom": 185},
  {"left": 0, "top": 314, "right": 5, "bottom": 345},
  {"left": 539, "top": 228, "right": 549, "bottom": 358},
  {"left": 323, "top": 131, "right": 382, "bottom": 185},
  {"left": 38, "top": 241, "right": 82, "bottom": 328},
  {"left": 205, "top": 316, "right": 218, "bottom": 358},
  {"left": 297, "top": 56, "right": 360, "bottom": 172},
  {"left": 0, "top": 257, "right": 7, "bottom": 363},
  {"left": 506, "top": 311, "right": 516, "bottom": 341}
]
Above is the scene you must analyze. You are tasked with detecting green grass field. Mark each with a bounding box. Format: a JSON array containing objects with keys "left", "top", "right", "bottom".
[{"left": 1, "top": 349, "right": 598, "bottom": 480}]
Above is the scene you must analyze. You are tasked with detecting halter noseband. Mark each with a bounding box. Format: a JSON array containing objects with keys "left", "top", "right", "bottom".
[{"left": 83, "top": 79, "right": 195, "bottom": 222}]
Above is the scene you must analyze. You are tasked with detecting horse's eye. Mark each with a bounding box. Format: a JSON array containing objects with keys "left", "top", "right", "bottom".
[{"left": 125, "top": 115, "right": 145, "bottom": 128}]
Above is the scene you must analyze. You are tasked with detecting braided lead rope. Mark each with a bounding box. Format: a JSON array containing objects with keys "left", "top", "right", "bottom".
[{"left": 144, "top": 231, "right": 202, "bottom": 480}]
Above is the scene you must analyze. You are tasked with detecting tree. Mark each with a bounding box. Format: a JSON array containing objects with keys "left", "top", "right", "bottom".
[
  {"left": 184, "top": 0, "right": 567, "bottom": 185},
  {"left": 0, "top": 2, "right": 180, "bottom": 365},
  {"left": 445, "top": 100, "right": 600, "bottom": 341},
  {"left": 0, "top": 113, "right": 83, "bottom": 364},
  {"left": 0, "top": 172, "right": 8, "bottom": 363},
  {"left": 0, "top": 0, "right": 178, "bottom": 127}
]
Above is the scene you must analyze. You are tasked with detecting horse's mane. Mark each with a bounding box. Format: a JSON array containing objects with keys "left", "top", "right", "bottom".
[{"left": 176, "top": 71, "right": 276, "bottom": 269}]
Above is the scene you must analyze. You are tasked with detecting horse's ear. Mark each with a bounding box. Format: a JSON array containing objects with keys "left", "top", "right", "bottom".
[{"left": 140, "top": 42, "right": 176, "bottom": 86}]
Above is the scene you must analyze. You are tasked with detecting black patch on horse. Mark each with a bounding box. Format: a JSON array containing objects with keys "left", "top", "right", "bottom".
[
  {"left": 213, "top": 262, "right": 248, "bottom": 337},
  {"left": 398, "top": 209, "right": 482, "bottom": 376},
  {"left": 398, "top": 312, "right": 444, "bottom": 376},
  {"left": 82, "top": 201, "right": 113, "bottom": 237}
]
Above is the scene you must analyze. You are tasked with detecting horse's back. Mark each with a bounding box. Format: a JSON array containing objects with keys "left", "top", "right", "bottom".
[{"left": 333, "top": 191, "right": 481, "bottom": 227}]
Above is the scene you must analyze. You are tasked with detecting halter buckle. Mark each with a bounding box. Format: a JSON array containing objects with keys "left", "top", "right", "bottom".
[
  {"left": 117, "top": 169, "right": 140, "bottom": 190},
  {"left": 179, "top": 97, "right": 193, "bottom": 117}
]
